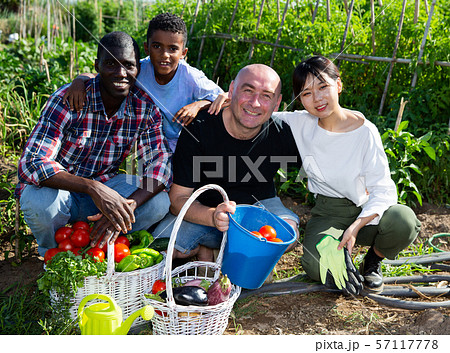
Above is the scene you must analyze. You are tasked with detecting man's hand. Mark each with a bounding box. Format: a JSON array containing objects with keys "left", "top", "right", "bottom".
[
  {"left": 213, "top": 201, "right": 236, "bottom": 232},
  {"left": 88, "top": 182, "right": 136, "bottom": 235}
]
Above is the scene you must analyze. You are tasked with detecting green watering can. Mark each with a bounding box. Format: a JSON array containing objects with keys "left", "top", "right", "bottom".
[{"left": 78, "top": 294, "right": 154, "bottom": 335}]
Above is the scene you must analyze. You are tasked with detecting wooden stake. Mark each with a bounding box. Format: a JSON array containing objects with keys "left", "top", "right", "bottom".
[
  {"left": 370, "top": 0, "right": 376, "bottom": 55},
  {"left": 197, "top": 0, "right": 215, "bottom": 67},
  {"left": 47, "top": 0, "right": 51, "bottom": 52},
  {"left": 312, "top": 0, "right": 320, "bottom": 24},
  {"left": 326, "top": 0, "right": 330, "bottom": 21},
  {"left": 249, "top": 0, "right": 265, "bottom": 60},
  {"left": 378, "top": 0, "right": 385, "bottom": 16},
  {"left": 188, "top": 0, "right": 202, "bottom": 43},
  {"left": 270, "top": 0, "right": 289, "bottom": 67},
  {"left": 414, "top": 0, "right": 420, "bottom": 24},
  {"left": 337, "top": 0, "right": 355, "bottom": 68},
  {"left": 411, "top": 0, "right": 437, "bottom": 88},
  {"left": 213, "top": 0, "right": 239, "bottom": 79},
  {"left": 378, "top": 0, "right": 407, "bottom": 115},
  {"left": 395, "top": 97, "right": 408, "bottom": 132},
  {"left": 15, "top": 199, "right": 21, "bottom": 263}
]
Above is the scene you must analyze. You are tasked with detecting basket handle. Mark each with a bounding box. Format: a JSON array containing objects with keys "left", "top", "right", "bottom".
[{"left": 164, "top": 184, "right": 229, "bottom": 307}]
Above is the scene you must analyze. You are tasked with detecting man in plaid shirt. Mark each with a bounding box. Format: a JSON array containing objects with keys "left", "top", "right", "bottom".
[{"left": 16, "top": 32, "right": 172, "bottom": 257}]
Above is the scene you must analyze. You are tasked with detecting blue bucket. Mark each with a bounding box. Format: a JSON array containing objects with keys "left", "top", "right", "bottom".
[{"left": 221, "top": 205, "right": 296, "bottom": 289}]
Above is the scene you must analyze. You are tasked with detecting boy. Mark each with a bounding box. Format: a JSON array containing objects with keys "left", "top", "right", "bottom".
[{"left": 64, "top": 13, "right": 225, "bottom": 152}]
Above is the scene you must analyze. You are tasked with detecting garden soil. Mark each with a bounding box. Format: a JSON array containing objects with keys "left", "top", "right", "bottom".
[{"left": 1, "top": 158, "right": 450, "bottom": 335}]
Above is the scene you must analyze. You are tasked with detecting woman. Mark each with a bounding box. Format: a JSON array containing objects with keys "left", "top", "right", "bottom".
[{"left": 274, "top": 55, "right": 421, "bottom": 293}]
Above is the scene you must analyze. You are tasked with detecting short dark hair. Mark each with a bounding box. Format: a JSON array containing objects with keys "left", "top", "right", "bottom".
[
  {"left": 97, "top": 31, "right": 140, "bottom": 62},
  {"left": 292, "top": 55, "right": 340, "bottom": 98},
  {"left": 147, "top": 13, "right": 187, "bottom": 46}
]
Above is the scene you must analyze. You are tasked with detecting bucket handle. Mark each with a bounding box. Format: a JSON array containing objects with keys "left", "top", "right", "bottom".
[
  {"left": 77, "top": 293, "right": 117, "bottom": 321},
  {"left": 163, "top": 184, "right": 229, "bottom": 307}
]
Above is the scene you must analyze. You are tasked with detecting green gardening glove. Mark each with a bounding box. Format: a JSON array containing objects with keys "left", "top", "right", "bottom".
[{"left": 316, "top": 235, "right": 348, "bottom": 290}]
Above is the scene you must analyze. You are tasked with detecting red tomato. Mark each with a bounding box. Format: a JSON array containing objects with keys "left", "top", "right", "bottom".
[
  {"left": 72, "top": 221, "right": 90, "bottom": 232},
  {"left": 152, "top": 279, "right": 166, "bottom": 294},
  {"left": 86, "top": 247, "right": 105, "bottom": 262},
  {"left": 250, "top": 231, "right": 262, "bottom": 238},
  {"left": 44, "top": 248, "right": 61, "bottom": 264},
  {"left": 270, "top": 238, "right": 283, "bottom": 243},
  {"left": 94, "top": 239, "right": 108, "bottom": 253},
  {"left": 54, "top": 226, "right": 73, "bottom": 244},
  {"left": 70, "top": 229, "right": 90, "bottom": 247},
  {"left": 114, "top": 243, "right": 130, "bottom": 263},
  {"left": 58, "top": 239, "right": 75, "bottom": 252},
  {"left": 115, "top": 235, "right": 130, "bottom": 248},
  {"left": 69, "top": 248, "right": 82, "bottom": 256},
  {"left": 259, "top": 225, "right": 277, "bottom": 241}
]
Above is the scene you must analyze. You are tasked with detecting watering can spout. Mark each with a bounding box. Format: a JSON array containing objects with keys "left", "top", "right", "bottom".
[{"left": 118, "top": 305, "right": 154, "bottom": 335}]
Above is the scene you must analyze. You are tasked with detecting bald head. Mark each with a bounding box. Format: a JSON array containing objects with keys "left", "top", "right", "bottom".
[
  {"left": 224, "top": 64, "right": 282, "bottom": 139},
  {"left": 234, "top": 64, "right": 282, "bottom": 97}
]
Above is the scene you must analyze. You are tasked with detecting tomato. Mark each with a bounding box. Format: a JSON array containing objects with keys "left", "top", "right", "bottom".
[
  {"left": 69, "top": 247, "right": 82, "bottom": 256},
  {"left": 72, "top": 221, "right": 90, "bottom": 232},
  {"left": 115, "top": 235, "right": 130, "bottom": 248},
  {"left": 270, "top": 238, "right": 283, "bottom": 243},
  {"left": 70, "top": 229, "right": 90, "bottom": 247},
  {"left": 250, "top": 231, "right": 262, "bottom": 238},
  {"left": 94, "top": 239, "right": 108, "bottom": 253},
  {"left": 152, "top": 279, "right": 166, "bottom": 294},
  {"left": 259, "top": 225, "right": 277, "bottom": 241},
  {"left": 114, "top": 243, "right": 130, "bottom": 263},
  {"left": 55, "top": 226, "right": 73, "bottom": 244},
  {"left": 86, "top": 247, "right": 105, "bottom": 262},
  {"left": 44, "top": 248, "right": 61, "bottom": 264},
  {"left": 58, "top": 239, "right": 75, "bottom": 252}
]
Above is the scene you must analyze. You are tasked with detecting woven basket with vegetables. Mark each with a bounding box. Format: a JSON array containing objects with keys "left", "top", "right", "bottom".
[
  {"left": 38, "top": 226, "right": 166, "bottom": 329},
  {"left": 142, "top": 184, "right": 241, "bottom": 335}
]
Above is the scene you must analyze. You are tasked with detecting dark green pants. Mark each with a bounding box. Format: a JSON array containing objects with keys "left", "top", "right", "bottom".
[{"left": 302, "top": 195, "right": 421, "bottom": 282}]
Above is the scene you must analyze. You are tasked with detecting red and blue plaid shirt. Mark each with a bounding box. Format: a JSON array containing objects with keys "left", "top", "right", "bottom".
[{"left": 16, "top": 76, "right": 172, "bottom": 198}]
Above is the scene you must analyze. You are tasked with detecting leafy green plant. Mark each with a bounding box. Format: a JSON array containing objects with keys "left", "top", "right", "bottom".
[{"left": 381, "top": 121, "right": 436, "bottom": 207}]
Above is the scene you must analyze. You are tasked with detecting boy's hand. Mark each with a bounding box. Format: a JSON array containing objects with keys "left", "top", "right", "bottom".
[
  {"left": 172, "top": 101, "right": 203, "bottom": 126},
  {"left": 62, "top": 74, "right": 94, "bottom": 111},
  {"left": 208, "top": 92, "right": 230, "bottom": 115}
]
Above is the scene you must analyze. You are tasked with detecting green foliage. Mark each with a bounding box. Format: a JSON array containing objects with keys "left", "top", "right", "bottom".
[{"left": 74, "top": 1, "right": 99, "bottom": 42}]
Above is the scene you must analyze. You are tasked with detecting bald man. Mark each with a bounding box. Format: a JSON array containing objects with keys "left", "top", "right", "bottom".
[{"left": 154, "top": 64, "right": 302, "bottom": 261}]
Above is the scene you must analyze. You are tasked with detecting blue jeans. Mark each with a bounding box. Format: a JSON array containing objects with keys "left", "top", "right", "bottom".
[
  {"left": 153, "top": 196, "right": 299, "bottom": 254},
  {"left": 20, "top": 174, "right": 170, "bottom": 256}
]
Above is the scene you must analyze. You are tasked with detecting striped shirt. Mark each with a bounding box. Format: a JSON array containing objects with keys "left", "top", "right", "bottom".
[{"left": 15, "top": 76, "right": 172, "bottom": 198}]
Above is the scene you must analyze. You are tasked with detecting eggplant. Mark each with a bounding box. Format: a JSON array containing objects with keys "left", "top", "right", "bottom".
[
  {"left": 207, "top": 274, "right": 232, "bottom": 305},
  {"left": 159, "top": 286, "right": 208, "bottom": 306}
]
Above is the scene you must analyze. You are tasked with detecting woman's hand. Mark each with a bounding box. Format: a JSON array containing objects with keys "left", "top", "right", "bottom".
[
  {"left": 338, "top": 226, "right": 359, "bottom": 255},
  {"left": 338, "top": 214, "right": 378, "bottom": 254}
]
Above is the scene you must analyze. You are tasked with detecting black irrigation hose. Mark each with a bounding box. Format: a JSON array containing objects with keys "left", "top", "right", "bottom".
[
  {"left": 238, "top": 252, "right": 450, "bottom": 310},
  {"left": 383, "top": 251, "right": 450, "bottom": 265}
]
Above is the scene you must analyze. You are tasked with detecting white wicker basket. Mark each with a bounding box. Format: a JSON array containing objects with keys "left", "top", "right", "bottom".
[
  {"left": 50, "top": 236, "right": 165, "bottom": 328},
  {"left": 142, "top": 184, "right": 241, "bottom": 335}
]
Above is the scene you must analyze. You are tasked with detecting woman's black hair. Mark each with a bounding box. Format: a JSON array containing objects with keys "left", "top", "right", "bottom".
[{"left": 292, "top": 55, "right": 340, "bottom": 99}]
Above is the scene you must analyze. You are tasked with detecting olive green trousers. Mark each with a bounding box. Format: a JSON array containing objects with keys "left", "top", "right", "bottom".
[{"left": 302, "top": 195, "right": 421, "bottom": 282}]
